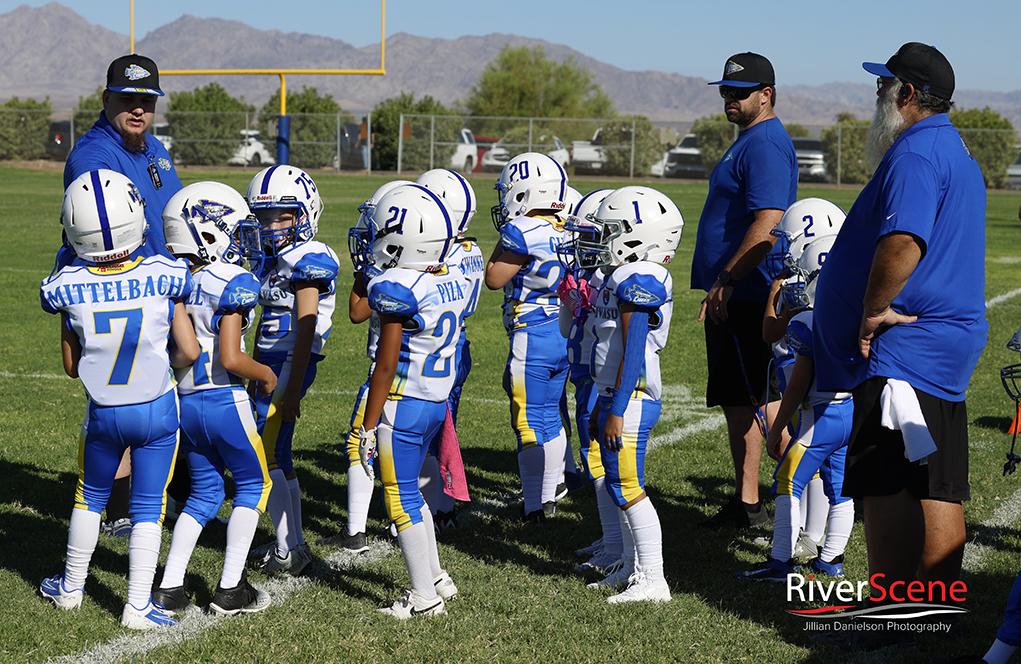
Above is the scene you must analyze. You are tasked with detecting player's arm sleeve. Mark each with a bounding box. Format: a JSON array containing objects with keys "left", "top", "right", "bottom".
[
  {"left": 615, "top": 271, "right": 670, "bottom": 309},
  {"left": 499, "top": 223, "right": 530, "bottom": 258},
  {"left": 176, "top": 262, "right": 194, "bottom": 301},
  {"left": 785, "top": 316, "right": 814, "bottom": 360},
  {"left": 608, "top": 308, "right": 651, "bottom": 417},
  {"left": 212, "top": 272, "right": 261, "bottom": 331},
  {"left": 368, "top": 278, "right": 420, "bottom": 319},
  {"left": 290, "top": 250, "right": 340, "bottom": 295},
  {"left": 877, "top": 152, "right": 938, "bottom": 259}
]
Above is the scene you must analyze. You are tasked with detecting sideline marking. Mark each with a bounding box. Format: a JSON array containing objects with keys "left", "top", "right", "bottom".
[{"left": 962, "top": 486, "right": 1021, "bottom": 573}]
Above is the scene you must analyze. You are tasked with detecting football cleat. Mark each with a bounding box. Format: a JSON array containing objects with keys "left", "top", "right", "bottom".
[
  {"left": 100, "top": 517, "right": 132, "bottom": 538},
  {"left": 209, "top": 570, "right": 271, "bottom": 616},
  {"left": 40, "top": 574, "right": 83, "bottom": 610},
  {"left": 575, "top": 538, "right": 603, "bottom": 558},
  {"left": 316, "top": 529, "right": 369, "bottom": 553},
  {"left": 262, "top": 545, "right": 311, "bottom": 576},
  {"left": 587, "top": 558, "right": 635, "bottom": 591},
  {"left": 805, "top": 555, "right": 845, "bottom": 578},
  {"left": 606, "top": 567, "right": 672, "bottom": 604},
  {"left": 151, "top": 584, "right": 191, "bottom": 614},
  {"left": 121, "top": 601, "right": 178, "bottom": 630},
  {"left": 434, "top": 510, "right": 458, "bottom": 534},
  {"left": 794, "top": 530, "right": 824, "bottom": 561},
  {"left": 735, "top": 558, "right": 796, "bottom": 583},
  {"left": 433, "top": 571, "right": 458, "bottom": 601},
  {"left": 378, "top": 589, "right": 446, "bottom": 619},
  {"left": 574, "top": 549, "right": 619, "bottom": 574}
]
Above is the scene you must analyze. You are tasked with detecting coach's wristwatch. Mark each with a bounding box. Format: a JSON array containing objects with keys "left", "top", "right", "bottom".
[{"left": 717, "top": 270, "right": 740, "bottom": 288}]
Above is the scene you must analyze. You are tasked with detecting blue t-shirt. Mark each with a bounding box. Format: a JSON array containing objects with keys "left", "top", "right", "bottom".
[
  {"left": 61, "top": 111, "right": 183, "bottom": 265},
  {"left": 690, "top": 117, "right": 798, "bottom": 302},
  {"left": 813, "top": 114, "right": 987, "bottom": 401}
]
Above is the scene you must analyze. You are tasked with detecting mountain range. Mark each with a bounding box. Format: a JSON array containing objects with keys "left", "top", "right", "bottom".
[{"left": 3, "top": 3, "right": 1021, "bottom": 131}]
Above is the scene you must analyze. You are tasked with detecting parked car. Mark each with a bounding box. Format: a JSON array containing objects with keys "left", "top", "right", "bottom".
[
  {"left": 664, "top": 134, "right": 706, "bottom": 178},
  {"left": 547, "top": 136, "right": 570, "bottom": 169},
  {"left": 1007, "top": 146, "right": 1021, "bottom": 189},
  {"left": 332, "top": 122, "right": 371, "bottom": 170},
  {"left": 571, "top": 129, "right": 607, "bottom": 174},
  {"left": 481, "top": 138, "right": 511, "bottom": 173},
  {"left": 449, "top": 128, "right": 478, "bottom": 173},
  {"left": 151, "top": 122, "right": 173, "bottom": 153},
  {"left": 473, "top": 135, "right": 500, "bottom": 173},
  {"left": 649, "top": 149, "right": 669, "bottom": 177},
  {"left": 228, "top": 129, "right": 275, "bottom": 167},
  {"left": 792, "top": 136, "right": 828, "bottom": 182},
  {"left": 46, "top": 120, "right": 72, "bottom": 160}
]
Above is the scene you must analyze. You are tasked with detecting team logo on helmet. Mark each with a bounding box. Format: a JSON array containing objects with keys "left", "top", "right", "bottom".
[
  {"left": 125, "top": 64, "right": 152, "bottom": 81},
  {"left": 193, "top": 199, "right": 235, "bottom": 224},
  {"left": 228, "top": 287, "right": 258, "bottom": 308},
  {"left": 127, "top": 183, "right": 143, "bottom": 205}
]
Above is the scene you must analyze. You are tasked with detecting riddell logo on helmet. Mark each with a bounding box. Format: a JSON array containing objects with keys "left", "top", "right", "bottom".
[
  {"left": 97, "top": 249, "right": 132, "bottom": 262},
  {"left": 550, "top": 202, "right": 566, "bottom": 210}
]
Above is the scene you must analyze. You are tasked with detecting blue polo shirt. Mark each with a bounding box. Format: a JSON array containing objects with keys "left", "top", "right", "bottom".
[
  {"left": 813, "top": 113, "right": 987, "bottom": 401},
  {"left": 60, "top": 111, "right": 182, "bottom": 265},
  {"left": 690, "top": 116, "right": 798, "bottom": 302}
]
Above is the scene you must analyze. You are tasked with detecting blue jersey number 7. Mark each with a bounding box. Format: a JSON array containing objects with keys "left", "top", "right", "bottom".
[{"left": 93, "top": 308, "right": 144, "bottom": 386}]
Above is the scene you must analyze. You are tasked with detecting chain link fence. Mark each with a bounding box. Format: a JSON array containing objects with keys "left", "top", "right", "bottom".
[{"left": 3, "top": 108, "right": 1019, "bottom": 189}]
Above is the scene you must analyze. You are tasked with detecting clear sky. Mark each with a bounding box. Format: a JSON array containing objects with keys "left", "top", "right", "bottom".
[{"left": 5, "top": 0, "right": 1019, "bottom": 92}]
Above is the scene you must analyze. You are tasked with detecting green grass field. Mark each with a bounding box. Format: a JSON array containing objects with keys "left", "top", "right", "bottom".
[{"left": 1, "top": 163, "right": 1020, "bottom": 663}]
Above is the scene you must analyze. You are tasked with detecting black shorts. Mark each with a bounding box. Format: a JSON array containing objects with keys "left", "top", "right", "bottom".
[
  {"left": 704, "top": 299, "right": 771, "bottom": 408},
  {"left": 842, "top": 376, "right": 970, "bottom": 502}
]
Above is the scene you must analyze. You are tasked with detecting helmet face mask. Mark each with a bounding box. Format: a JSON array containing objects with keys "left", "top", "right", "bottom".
[
  {"left": 558, "top": 189, "right": 615, "bottom": 272},
  {"left": 163, "top": 181, "right": 261, "bottom": 268},
  {"left": 245, "top": 166, "right": 323, "bottom": 258},
  {"left": 777, "top": 234, "right": 836, "bottom": 311},
  {"left": 491, "top": 152, "right": 568, "bottom": 230},
  {"left": 62, "top": 169, "right": 148, "bottom": 263},
  {"left": 349, "top": 180, "right": 414, "bottom": 275},
  {"left": 771, "top": 197, "right": 847, "bottom": 273},
  {"left": 1002, "top": 324, "right": 1021, "bottom": 402}
]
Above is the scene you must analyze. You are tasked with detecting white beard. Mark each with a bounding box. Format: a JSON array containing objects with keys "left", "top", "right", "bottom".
[{"left": 865, "top": 80, "right": 909, "bottom": 172}]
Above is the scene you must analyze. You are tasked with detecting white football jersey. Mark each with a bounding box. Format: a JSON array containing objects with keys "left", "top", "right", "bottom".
[
  {"left": 255, "top": 240, "right": 339, "bottom": 356},
  {"left": 498, "top": 214, "right": 567, "bottom": 331},
  {"left": 590, "top": 262, "right": 673, "bottom": 402},
  {"left": 566, "top": 269, "right": 606, "bottom": 375},
  {"left": 447, "top": 238, "right": 484, "bottom": 330},
  {"left": 175, "top": 262, "right": 260, "bottom": 394},
  {"left": 367, "top": 265, "right": 470, "bottom": 402},
  {"left": 40, "top": 255, "right": 192, "bottom": 406}
]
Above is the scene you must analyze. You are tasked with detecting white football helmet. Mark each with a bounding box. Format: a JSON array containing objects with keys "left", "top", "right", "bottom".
[
  {"left": 576, "top": 186, "right": 683, "bottom": 268},
  {"left": 779, "top": 234, "right": 837, "bottom": 311},
  {"left": 491, "top": 152, "right": 569, "bottom": 229},
  {"left": 771, "top": 197, "right": 846, "bottom": 271},
  {"left": 163, "top": 181, "right": 260, "bottom": 267},
  {"left": 416, "top": 169, "right": 477, "bottom": 236},
  {"left": 349, "top": 180, "right": 414, "bottom": 272},
  {"left": 61, "top": 169, "right": 147, "bottom": 263},
  {"left": 562, "top": 186, "right": 583, "bottom": 218},
  {"left": 559, "top": 188, "right": 614, "bottom": 270},
  {"left": 367, "top": 184, "right": 456, "bottom": 274},
  {"left": 245, "top": 165, "right": 323, "bottom": 256}
]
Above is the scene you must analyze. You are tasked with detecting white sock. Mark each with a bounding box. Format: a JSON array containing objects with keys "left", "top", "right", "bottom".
[
  {"left": 221, "top": 506, "right": 260, "bottom": 589},
  {"left": 346, "top": 464, "right": 374, "bottom": 535},
  {"left": 266, "top": 469, "right": 294, "bottom": 555},
  {"left": 625, "top": 498, "right": 664, "bottom": 581},
  {"left": 518, "top": 447, "right": 544, "bottom": 514},
  {"left": 127, "top": 521, "right": 162, "bottom": 609},
  {"left": 618, "top": 508, "right": 636, "bottom": 563},
  {"left": 563, "top": 432, "right": 578, "bottom": 476},
  {"left": 593, "top": 476, "right": 623, "bottom": 557},
  {"left": 819, "top": 500, "right": 854, "bottom": 562},
  {"left": 419, "top": 456, "right": 442, "bottom": 515},
  {"left": 541, "top": 429, "right": 567, "bottom": 503},
  {"left": 63, "top": 509, "right": 101, "bottom": 590},
  {"left": 771, "top": 494, "right": 799, "bottom": 562},
  {"left": 804, "top": 476, "right": 828, "bottom": 542},
  {"left": 287, "top": 477, "right": 304, "bottom": 546},
  {"left": 984, "top": 639, "right": 1017, "bottom": 664},
  {"left": 396, "top": 520, "right": 438, "bottom": 599},
  {"left": 420, "top": 508, "right": 442, "bottom": 578},
  {"left": 160, "top": 512, "right": 203, "bottom": 589}
]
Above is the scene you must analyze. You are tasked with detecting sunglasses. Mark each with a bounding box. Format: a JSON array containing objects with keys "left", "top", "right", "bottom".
[
  {"left": 876, "top": 77, "right": 897, "bottom": 91},
  {"left": 719, "top": 85, "right": 765, "bottom": 101}
]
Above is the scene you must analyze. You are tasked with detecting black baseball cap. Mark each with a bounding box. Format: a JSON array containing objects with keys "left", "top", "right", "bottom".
[
  {"left": 106, "top": 54, "right": 164, "bottom": 96},
  {"left": 863, "top": 42, "right": 954, "bottom": 100},
  {"left": 708, "top": 52, "right": 775, "bottom": 88}
]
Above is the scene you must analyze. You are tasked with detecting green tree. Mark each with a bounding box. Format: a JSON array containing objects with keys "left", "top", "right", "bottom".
[
  {"left": 371, "top": 92, "right": 459, "bottom": 171},
  {"left": 260, "top": 87, "right": 352, "bottom": 169},
  {"left": 0, "top": 96, "right": 52, "bottom": 160},
  {"left": 692, "top": 113, "right": 735, "bottom": 175},
  {"left": 166, "top": 83, "right": 254, "bottom": 166},
  {"left": 950, "top": 107, "right": 1018, "bottom": 189},
  {"left": 594, "top": 116, "right": 660, "bottom": 177},
  {"left": 73, "top": 87, "right": 103, "bottom": 141},
  {"left": 821, "top": 112, "right": 871, "bottom": 184},
  {"left": 465, "top": 44, "right": 615, "bottom": 132},
  {"left": 786, "top": 123, "right": 810, "bottom": 138}
]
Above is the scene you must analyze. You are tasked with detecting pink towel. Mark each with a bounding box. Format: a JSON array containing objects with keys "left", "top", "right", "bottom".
[{"left": 438, "top": 404, "right": 470, "bottom": 501}]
